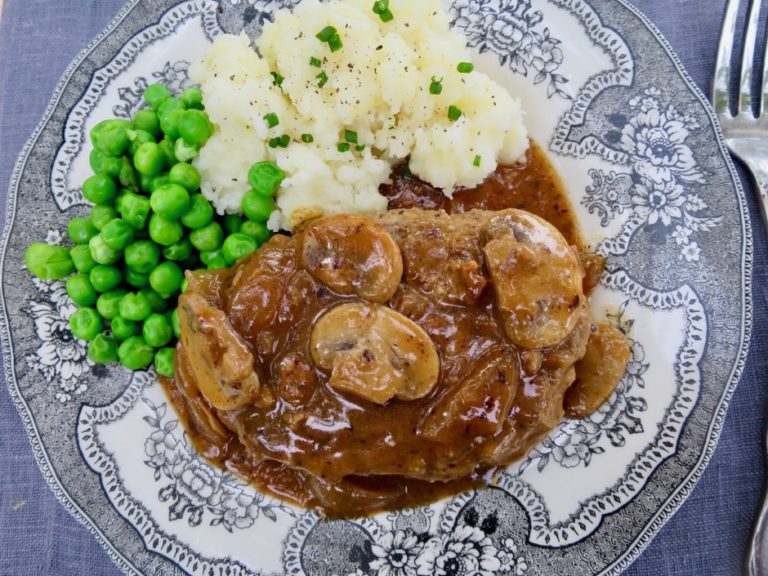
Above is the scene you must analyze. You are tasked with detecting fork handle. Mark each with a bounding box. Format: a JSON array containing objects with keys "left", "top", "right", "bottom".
[{"left": 748, "top": 481, "right": 768, "bottom": 576}]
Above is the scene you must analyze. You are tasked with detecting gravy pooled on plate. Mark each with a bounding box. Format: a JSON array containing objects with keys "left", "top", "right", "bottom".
[{"left": 163, "top": 143, "right": 630, "bottom": 517}]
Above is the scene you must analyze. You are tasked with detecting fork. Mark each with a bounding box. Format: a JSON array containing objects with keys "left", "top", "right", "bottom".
[{"left": 713, "top": 1, "right": 768, "bottom": 574}]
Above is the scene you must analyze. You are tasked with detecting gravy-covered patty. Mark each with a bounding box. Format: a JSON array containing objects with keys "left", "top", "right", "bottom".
[{"left": 161, "top": 145, "right": 630, "bottom": 517}]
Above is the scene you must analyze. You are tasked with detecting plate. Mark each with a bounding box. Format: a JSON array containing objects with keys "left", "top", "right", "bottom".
[{"left": 0, "top": 0, "right": 751, "bottom": 574}]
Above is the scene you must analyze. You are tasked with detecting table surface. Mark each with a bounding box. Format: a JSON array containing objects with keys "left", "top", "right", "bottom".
[{"left": 1, "top": 1, "right": 766, "bottom": 575}]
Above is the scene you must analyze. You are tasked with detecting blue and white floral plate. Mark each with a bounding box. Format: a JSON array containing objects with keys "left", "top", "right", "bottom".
[{"left": 1, "top": 1, "right": 752, "bottom": 575}]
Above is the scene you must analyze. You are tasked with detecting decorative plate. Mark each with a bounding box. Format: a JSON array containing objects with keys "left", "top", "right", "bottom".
[{"left": 1, "top": 0, "right": 751, "bottom": 575}]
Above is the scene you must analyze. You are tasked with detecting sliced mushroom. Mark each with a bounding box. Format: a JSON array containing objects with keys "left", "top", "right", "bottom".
[
  {"left": 178, "top": 292, "right": 262, "bottom": 411},
  {"left": 300, "top": 214, "right": 404, "bottom": 303},
  {"left": 564, "top": 323, "right": 631, "bottom": 419},
  {"left": 482, "top": 209, "right": 585, "bottom": 350},
  {"left": 310, "top": 302, "right": 440, "bottom": 405}
]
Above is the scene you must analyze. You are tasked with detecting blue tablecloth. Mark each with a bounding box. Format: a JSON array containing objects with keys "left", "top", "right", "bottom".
[{"left": 1, "top": 1, "right": 766, "bottom": 574}]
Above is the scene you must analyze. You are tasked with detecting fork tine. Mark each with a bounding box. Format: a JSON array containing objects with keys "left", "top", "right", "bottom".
[
  {"left": 739, "top": 0, "right": 764, "bottom": 116},
  {"left": 714, "top": 0, "right": 742, "bottom": 116}
]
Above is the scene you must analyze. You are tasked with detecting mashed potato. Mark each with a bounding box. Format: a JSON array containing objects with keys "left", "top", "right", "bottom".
[{"left": 190, "top": 0, "right": 528, "bottom": 230}]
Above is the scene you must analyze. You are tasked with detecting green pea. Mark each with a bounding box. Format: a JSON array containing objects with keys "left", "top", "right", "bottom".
[
  {"left": 158, "top": 138, "right": 178, "bottom": 168},
  {"left": 118, "top": 156, "right": 139, "bottom": 191},
  {"left": 240, "top": 220, "right": 271, "bottom": 245},
  {"left": 149, "top": 262, "right": 183, "bottom": 296},
  {"left": 162, "top": 238, "right": 193, "bottom": 261},
  {"left": 171, "top": 308, "right": 180, "bottom": 338},
  {"left": 118, "top": 336, "right": 155, "bottom": 370},
  {"left": 158, "top": 97, "right": 185, "bottom": 117},
  {"left": 90, "top": 119, "right": 130, "bottom": 157},
  {"left": 223, "top": 214, "right": 243, "bottom": 235},
  {"left": 189, "top": 221, "right": 223, "bottom": 252},
  {"left": 222, "top": 233, "right": 257, "bottom": 265},
  {"left": 140, "top": 288, "right": 167, "bottom": 313},
  {"left": 124, "top": 240, "right": 160, "bottom": 274},
  {"left": 67, "top": 217, "right": 98, "bottom": 245},
  {"left": 179, "top": 109, "right": 213, "bottom": 145},
  {"left": 90, "top": 150, "right": 122, "bottom": 178},
  {"left": 174, "top": 138, "right": 199, "bottom": 162},
  {"left": 168, "top": 162, "right": 201, "bottom": 191},
  {"left": 148, "top": 214, "right": 184, "bottom": 246},
  {"left": 180, "top": 278, "right": 189, "bottom": 294},
  {"left": 82, "top": 173, "right": 118, "bottom": 205},
  {"left": 206, "top": 255, "right": 228, "bottom": 270},
  {"left": 88, "top": 235, "right": 121, "bottom": 265},
  {"left": 181, "top": 87, "right": 204, "bottom": 110},
  {"left": 149, "top": 174, "right": 170, "bottom": 193},
  {"left": 118, "top": 193, "right": 151, "bottom": 230},
  {"left": 88, "top": 333, "right": 118, "bottom": 364},
  {"left": 119, "top": 292, "right": 152, "bottom": 322},
  {"left": 111, "top": 315, "right": 140, "bottom": 341},
  {"left": 242, "top": 190, "right": 275, "bottom": 222},
  {"left": 154, "top": 347, "right": 176, "bottom": 377},
  {"left": 90, "top": 205, "right": 118, "bottom": 231},
  {"left": 181, "top": 194, "right": 214, "bottom": 229},
  {"left": 142, "top": 313, "right": 173, "bottom": 348},
  {"left": 24, "top": 243, "right": 73, "bottom": 280},
  {"left": 151, "top": 183, "right": 190, "bottom": 220},
  {"left": 70, "top": 244, "right": 97, "bottom": 274},
  {"left": 124, "top": 268, "right": 150, "bottom": 288},
  {"left": 66, "top": 274, "right": 98, "bottom": 307},
  {"left": 247, "top": 161, "right": 285, "bottom": 197},
  {"left": 114, "top": 189, "right": 131, "bottom": 215},
  {"left": 133, "top": 109, "right": 161, "bottom": 139},
  {"left": 199, "top": 249, "right": 222, "bottom": 266},
  {"left": 133, "top": 141, "right": 165, "bottom": 176},
  {"left": 89, "top": 149, "right": 105, "bottom": 173},
  {"left": 89, "top": 265, "right": 123, "bottom": 292},
  {"left": 100, "top": 218, "right": 135, "bottom": 251},
  {"left": 69, "top": 307, "right": 103, "bottom": 341},
  {"left": 127, "top": 129, "right": 156, "bottom": 156},
  {"left": 144, "top": 83, "right": 171, "bottom": 110},
  {"left": 139, "top": 173, "right": 154, "bottom": 194},
  {"left": 101, "top": 156, "right": 123, "bottom": 179},
  {"left": 159, "top": 108, "right": 183, "bottom": 140},
  {"left": 109, "top": 315, "right": 141, "bottom": 342},
  {"left": 96, "top": 289, "right": 127, "bottom": 320}
]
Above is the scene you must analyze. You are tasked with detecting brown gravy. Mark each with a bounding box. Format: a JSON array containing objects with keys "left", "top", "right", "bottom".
[{"left": 162, "top": 142, "right": 612, "bottom": 518}]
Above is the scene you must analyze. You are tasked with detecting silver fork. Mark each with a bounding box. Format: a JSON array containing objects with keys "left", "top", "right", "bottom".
[
  {"left": 714, "top": 0, "right": 768, "bottom": 225},
  {"left": 714, "top": 1, "right": 768, "bottom": 574}
]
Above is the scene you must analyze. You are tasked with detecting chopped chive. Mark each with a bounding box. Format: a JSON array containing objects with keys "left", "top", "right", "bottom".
[
  {"left": 356, "top": 144, "right": 366, "bottom": 152},
  {"left": 277, "top": 134, "right": 291, "bottom": 148},
  {"left": 316, "top": 26, "right": 337, "bottom": 42},
  {"left": 268, "top": 137, "right": 281, "bottom": 148},
  {"left": 316, "top": 71, "right": 329, "bottom": 87},
  {"left": 473, "top": 154, "right": 481, "bottom": 167},
  {"left": 379, "top": 9, "right": 394, "bottom": 22},
  {"left": 310, "top": 56, "right": 322, "bottom": 68},
  {"left": 263, "top": 113, "right": 279, "bottom": 128},
  {"left": 372, "top": 0, "right": 389, "bottom": 13},
  {"left": 457, "top": 62, "right": 474, "bottom": 73},
  {"left": 328, "top": 33, "right": 343, "bottom": 52},
  {"left": 271, "top": 71, "right": 284, "bottom": 86},
  {"left": 337, "top": 142, "right": 351, "bottom": 152},
  {"left": 429, "top": 76, "right": 443, "bottom": 95},
  {"left": 301, "top": 133, "right": 314, "bottom": 143},
  {"left": 448, "top": 105, "right": 463, "bottom": 121},
  {"left": 344, "top": 130, "right": 358, "bottom": 144}
]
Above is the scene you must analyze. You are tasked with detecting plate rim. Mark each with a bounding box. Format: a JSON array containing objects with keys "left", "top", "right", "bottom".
[{"left": 0, "top": 1, "right": 753, "bottom": 575}]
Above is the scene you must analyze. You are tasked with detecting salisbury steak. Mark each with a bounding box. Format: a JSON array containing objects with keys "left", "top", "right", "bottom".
[{"left": 170, "top": 208, "right": 628, "bottom": 516}]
